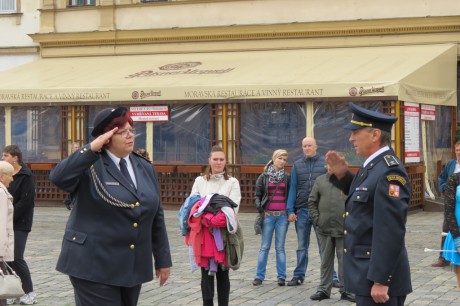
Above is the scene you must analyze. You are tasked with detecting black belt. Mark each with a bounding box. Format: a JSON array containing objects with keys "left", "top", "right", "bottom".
[{"left": 265, "top": 210, "right": 286, "bottom": 216}]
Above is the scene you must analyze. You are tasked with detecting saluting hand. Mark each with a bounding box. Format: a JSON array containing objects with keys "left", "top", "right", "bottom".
[
  {"left": 90, "top": 127, "right": 118, "bottom": 152},
  {"left": 325, "top": 150, "right": 348, "bottom": 179},
  {"left": 156, "top": 267, "right": 171, "bottom": 287}
]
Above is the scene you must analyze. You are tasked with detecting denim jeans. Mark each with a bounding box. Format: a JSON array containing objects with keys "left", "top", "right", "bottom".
[
  {"left": 255, "top": 213, "right": 289, "bottom": 281},
  {"left": 292, "top": 208, "right": 338, "bottom": 281}
]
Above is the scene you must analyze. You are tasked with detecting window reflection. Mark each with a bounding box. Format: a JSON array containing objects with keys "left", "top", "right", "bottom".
[{"left": 11, "top": 106, "right": 61, "bottom": 162}]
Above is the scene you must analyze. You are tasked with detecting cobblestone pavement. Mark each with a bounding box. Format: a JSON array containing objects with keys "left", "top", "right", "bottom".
[{"left": 25, "top": 207, "right": 460, "bottom": 305}]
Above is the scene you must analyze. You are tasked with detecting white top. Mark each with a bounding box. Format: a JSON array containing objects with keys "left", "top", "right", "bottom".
[
  {"left": 0, "top": 182, "right": 14, "bottom": 261},
  {"left": 191, "top": 173, "right": 241, "bottom": 214}
]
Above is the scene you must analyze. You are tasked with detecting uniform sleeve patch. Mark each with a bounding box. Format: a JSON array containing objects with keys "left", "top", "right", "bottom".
[
  {"left": 389, "top": 184, "right": 400, "bottom": 197},
  {"left": 386, "top": 175, "right": 407, "bottom": 186},
  {"left": 384, "top": 155, "right": 399, "bottom": 167}
]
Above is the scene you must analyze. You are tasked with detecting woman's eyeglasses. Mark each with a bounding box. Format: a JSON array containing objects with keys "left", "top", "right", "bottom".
[{"left": 114, "top": 128, "right": 136, "bottom": 137}]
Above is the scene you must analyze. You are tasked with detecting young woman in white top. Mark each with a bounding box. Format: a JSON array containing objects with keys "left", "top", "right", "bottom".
[{"left": 190, "top": 145, "right": 241, "bottom": 306}]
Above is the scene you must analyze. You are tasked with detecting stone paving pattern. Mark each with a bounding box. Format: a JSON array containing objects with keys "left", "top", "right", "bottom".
[{"left": 26, "top": 207, "right": 460, "bottom": 305}]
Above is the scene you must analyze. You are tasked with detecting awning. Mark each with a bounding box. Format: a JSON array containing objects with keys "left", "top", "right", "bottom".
[{"left": 0, "top": 44, "right": 456, "bottom": 105}]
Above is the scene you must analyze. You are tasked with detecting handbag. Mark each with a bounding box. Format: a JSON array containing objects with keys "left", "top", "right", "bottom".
[
  {"left": 0, "top": 260, "right": 24, "bottom": 299},
  {"left": 254, "top": 212, "right": 264, "bottom": 235}
]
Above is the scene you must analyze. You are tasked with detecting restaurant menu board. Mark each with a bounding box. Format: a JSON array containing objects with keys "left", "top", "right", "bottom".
[
  {"left": 421, "top": 104, "right": 436, "bottom": 121},
  {"left": 404, "top": 102, "right": 421, "bottom": 163}
]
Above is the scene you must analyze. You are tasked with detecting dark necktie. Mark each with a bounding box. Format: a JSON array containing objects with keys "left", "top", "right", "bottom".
[{"left": 119, "top": 158, "right": 135, "bottom": 189}]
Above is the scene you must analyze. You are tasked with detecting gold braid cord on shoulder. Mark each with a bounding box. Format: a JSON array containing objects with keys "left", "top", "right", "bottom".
[{"left": 90, "top": 165, "right": 134, "bottom": 208}]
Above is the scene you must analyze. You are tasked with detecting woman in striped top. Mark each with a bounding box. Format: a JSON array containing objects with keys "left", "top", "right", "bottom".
[{"left": 252, "top": 149, "right": 290, "bottom": 286}]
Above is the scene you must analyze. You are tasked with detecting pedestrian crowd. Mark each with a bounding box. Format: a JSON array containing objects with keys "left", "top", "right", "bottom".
[{"left": 2, "top": 102, "right": 460, "bottom": 306}]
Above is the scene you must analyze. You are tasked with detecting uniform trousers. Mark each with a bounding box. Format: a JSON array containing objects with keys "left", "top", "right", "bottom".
[
  {"left": 200, "top": 267, "right": 230, "bottom": 306},
  {"left": 317, "top": 233, "right": 344, "bottom": 296},
  {"left": 69, "top": 276, "right": 142, "bottom": 306},
  {"left": 9, "top": 230, "right": 33, "bottom": 294},
  {"left": 355, "top": 295, "right": 406, "bottom": 306}
]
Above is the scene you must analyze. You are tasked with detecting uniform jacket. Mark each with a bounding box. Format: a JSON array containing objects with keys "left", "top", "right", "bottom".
[
  {"left": 8, "top": 164, "right": 35, "bottom": 232},
  {"left": 287, "top": 154, "right": 326, "bottom": 214},
  {"left": 307, "top": 173, "right": 345, "bottom": 237},
  {"left": 438, "top": 158, "right": 458, "bottom": 193},
  {"left": 340, "top": 150, "right": 412, "bottom": 297},
  {"left": 0, "top": 183, "right": 14, "bottom": 261},
  {"left": 254, "top": 171, "right": 290, "bottom": 213},
  {"left": 49, "top": 144, "right": 172, "bottom": 287}
]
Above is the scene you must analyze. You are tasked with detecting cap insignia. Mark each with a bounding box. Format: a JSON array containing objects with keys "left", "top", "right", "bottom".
[{"left": 350, "top": 119, "right": 372, "bottom": 127}]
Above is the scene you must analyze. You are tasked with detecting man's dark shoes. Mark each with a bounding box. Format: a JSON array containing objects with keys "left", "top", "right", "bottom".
[
  {"left": 252, "top": 278, "right": 263, "bottom": 286},
  {"left": 277, "top": 278, "right": 285, "bottom": 286},
  {"left": 287, "top": 277, "right": 303, "bottom": 286},
  {"left": 340, "top": 292, "right": 356, "bottom": 302},
  {"left": 310, "top": 291, "right": 329, "bottom": 301},
  {"left": 332, "top": 279, "right": 341, "bottom": 288},
  {"left": 431, "top": 258, "right": 450, "bottom": 267}
]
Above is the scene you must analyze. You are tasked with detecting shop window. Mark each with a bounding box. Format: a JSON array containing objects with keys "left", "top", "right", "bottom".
[
  {"left": 11, "top": 107, "right": 61, "bottom": 162},
  {"left": 0, "top": 0, "right": 16, "bottom": 13},
  {"left": 240, "top": 102, "right": 306, "bottom": 164},
  {"left": 313, "top": 101, "right": 380, "bottom": 166},
  {"left": 69, "top": 0, "right": 95, "bottom": 7},
  {"left": 425, "top": 105, "right": 453, "bottom": 198},
  {"left": 153, "top": 104, "right": 210, "bottom": 164}
]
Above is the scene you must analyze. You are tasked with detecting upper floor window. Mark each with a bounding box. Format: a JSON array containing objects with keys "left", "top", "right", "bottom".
[
  {"left": 0, "top": 0, "right": 16, "bottom": 13},
  {"left": 69, "top": 0, "right": 95, "bottom": 6}
]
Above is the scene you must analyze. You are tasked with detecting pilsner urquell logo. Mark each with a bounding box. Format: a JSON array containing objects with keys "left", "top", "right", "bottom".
[{"left": 125, "top": 62, "right": 235, "bottom": 78}]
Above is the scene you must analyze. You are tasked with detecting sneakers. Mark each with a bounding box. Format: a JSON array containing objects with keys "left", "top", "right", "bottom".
[
  {"left": 252, "top": 278, "right": 263, "bottom": 286},
  {"left": 431, "top": 258, "right": 450, "bottom": 267},
  {"left": 287, "top": 277, "right": 304, "bottom": 286},
  {"left": 6, "top": 298, "right": 19, "bottom": 305},
  {"left": 277, "top": 278, "right": 285, "bottom": 286},
  {"left": 19, "top": 292, "right": 37, "bottom": 305}
]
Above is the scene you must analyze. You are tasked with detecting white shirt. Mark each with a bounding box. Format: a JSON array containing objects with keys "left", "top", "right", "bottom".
[
  {"left": 363, "top": 146, "right": 390, "bottom": 168},
  {"left": 105, "top": 149, "right": 137, "bottom": 188}
]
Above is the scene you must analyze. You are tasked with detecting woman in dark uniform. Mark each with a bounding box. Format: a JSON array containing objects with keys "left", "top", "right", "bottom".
[{"left": 50, "top": 107, "right": 172, "bottom": 306}]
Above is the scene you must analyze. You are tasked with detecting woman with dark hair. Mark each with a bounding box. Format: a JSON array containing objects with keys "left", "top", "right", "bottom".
[
  {"left": 2, "top": 145, "right": 36, "bottom": 305},
  {"left": 50, "top": 107, "right": 172, "bottom": 306},
  {"left": 189, "top": 145, "right": 241, "bottom": 306}
]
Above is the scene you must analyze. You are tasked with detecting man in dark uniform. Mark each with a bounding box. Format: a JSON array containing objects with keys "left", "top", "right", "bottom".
[{"left": 326, "top": 102, "right": 412, "bottom": 306}]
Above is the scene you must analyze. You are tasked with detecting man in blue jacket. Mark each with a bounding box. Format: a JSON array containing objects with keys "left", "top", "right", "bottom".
[
  {"left": 286, "top": 137, "right": 331, "bottom": 286},
  {"left": 432, "top": 140, "right": 460, "bottom": 267}
]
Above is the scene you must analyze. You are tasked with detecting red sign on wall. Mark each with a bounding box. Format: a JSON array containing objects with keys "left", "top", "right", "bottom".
[{"left": 130, "top": 106, "right": 169, "bottom": 122}]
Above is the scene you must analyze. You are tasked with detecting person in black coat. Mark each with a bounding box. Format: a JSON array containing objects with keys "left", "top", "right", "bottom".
[
  {"left": 2, "top": 145, "right": 37, "bottom": 305},
  {"left": 50, "top": 107, "right": 172, "bottom": 306},
  {"left": 326, "top": 102, "right": 412, "bottom": 306}
]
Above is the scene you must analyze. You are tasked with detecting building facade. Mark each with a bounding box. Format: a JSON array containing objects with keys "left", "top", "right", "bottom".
[{"left": 0, "top": 0, "right": 458, "bottom": 208}]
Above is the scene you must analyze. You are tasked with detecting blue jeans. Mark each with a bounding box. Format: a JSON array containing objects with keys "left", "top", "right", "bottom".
[
  {"left": 293, "top": 208, "right": 338, "bottom": 281},
  {"left": 255, "top": 213, "right": 289, "bottom": 281}
]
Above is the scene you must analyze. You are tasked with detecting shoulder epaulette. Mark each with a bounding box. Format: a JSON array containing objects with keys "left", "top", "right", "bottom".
[
  {"left": 384, "top": 155, "right": 399, "bottom": 167},
  {"left": 132, "top": 151, "right": 152, "bottom": 163}
]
